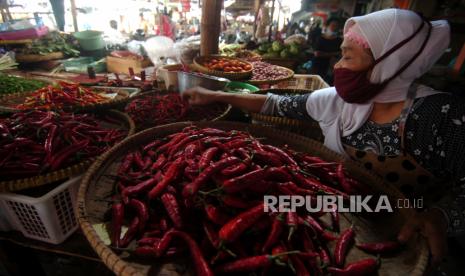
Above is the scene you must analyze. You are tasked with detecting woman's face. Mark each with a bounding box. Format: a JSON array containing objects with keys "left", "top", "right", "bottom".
[{"left": 334, "top": 39, "right": 374, "bottom": 71}]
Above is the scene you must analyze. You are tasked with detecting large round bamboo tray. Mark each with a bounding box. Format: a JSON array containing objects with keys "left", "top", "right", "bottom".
[
  {"left": 15, "top": 52, "right": 64, "bottom": 63},
  {"left": 250, "top": 88, "right": 324, "bottom": 141},
  {"left": 193, "top": 56, "right": 252, "bottom": 80},
  {"left": 0, "top": 86, "right": 132, "bottom": 114},
  {"left": 0, "top": 110, "right": 135, "bottom": 192},
  {"left": 247, "top": 66, "right": 294, "bottom": 86},
  {"left": 77, "top": 121, "right": 428, "bottom": 276}
]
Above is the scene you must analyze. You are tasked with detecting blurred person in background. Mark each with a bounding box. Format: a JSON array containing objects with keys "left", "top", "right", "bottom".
[{"left": 311, "top": 17, "right": 343, "bottom": 84}]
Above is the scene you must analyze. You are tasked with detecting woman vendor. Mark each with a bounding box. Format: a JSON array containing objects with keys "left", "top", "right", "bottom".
[{"left": 183, "top": 9, "right": 465, "bottom": 264}]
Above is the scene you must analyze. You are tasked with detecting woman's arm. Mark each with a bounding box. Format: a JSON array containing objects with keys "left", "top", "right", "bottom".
[
  {"left": 183, "top": 87, "right": 313, "bottom": 120},
  {"left": 182, "top": 87, "right": 267, "bottom": 113}
]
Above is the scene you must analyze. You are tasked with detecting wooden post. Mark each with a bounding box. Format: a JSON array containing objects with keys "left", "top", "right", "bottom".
[
  {"left": 253, "top": 0, "right": 264, "bottom": 40},
  {"left": 70, "top": 0, "right": 78, "bottom": 32},
  {"left": 200, "top": 0, "right": 223, "bottom": 56},
  {"left": 268, "top": 0, "right": 275, "bottom": 42}
]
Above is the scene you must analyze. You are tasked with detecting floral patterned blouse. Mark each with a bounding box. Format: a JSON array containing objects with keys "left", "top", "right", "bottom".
[{"left": 261, "top": 92, "right": 465, "bottom": 235}]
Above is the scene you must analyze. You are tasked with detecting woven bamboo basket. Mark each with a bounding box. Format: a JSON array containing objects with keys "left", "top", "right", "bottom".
[
  {"left": 15, "top": 52, "right": 64, "bottom": 63},
  {"left": 0, "top": 86, "right": 132, "bottom": 114},
  {"left": 262, "top": 57, "right": 299, "bottom": 70},
  {"left": 247, "top": 66, "right": 294, "bottom": 86},
  {"left": 77, "top": 121, "right": 428, "bottom": 276},
  {"left": 271, "top": 74, "right": 329, "bottom": 90},
  {"left": 193, "top": 56, "right": 252, "bottom": 80},
  {"left": 250, "top": 88, "right": 324, "bottom": 141},
  {"left": 0, "top": 110, "right": 135, "bottom": 192},
  {"left": 124, "top": 90, "right": 232, "bottom": 131}
]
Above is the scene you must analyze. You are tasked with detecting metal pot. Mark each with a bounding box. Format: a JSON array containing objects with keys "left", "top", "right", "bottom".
[{"left": 177, "top": 71, "right": 230, "bottom": 93}]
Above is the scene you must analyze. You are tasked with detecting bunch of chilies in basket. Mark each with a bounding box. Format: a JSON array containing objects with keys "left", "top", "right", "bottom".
[
  {"left": 111, "top": 126, "right": 402, "bottom": 276},
  {"left": 0, "top": 111, "right": 127, "bottom": 180}
]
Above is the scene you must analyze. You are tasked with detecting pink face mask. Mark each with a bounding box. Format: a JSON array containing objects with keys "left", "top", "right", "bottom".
[{"left": 334, "top": 18, "right": 432, "bottom": 104}]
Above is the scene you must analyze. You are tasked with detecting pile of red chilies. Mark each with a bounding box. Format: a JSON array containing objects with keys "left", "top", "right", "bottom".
[
  {"left": 125, "top": 94, "right": 188, "bottom": 127},
  {"left": 111, "top": 126, "right": 401, "bottom": 276},
  {"left": 0, "top": 110, "right": 127, "bottom": 180},
  {"left": 125, "top": 94, "right": 228, "bottom": 129},
  {"left": 17, "top": 81, "right": 107, "bottom": 110}
]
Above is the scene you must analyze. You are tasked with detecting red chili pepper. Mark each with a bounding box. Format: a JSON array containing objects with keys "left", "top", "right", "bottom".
[
  {"left": 148, "top": 157, "right": 185, "bottom": 199},
  {"left": 262, "top": 144, "right": 299, "bottom": 166},
  {"left": 133, "top": 151, "right": 145, "bottom": 169},
  {"left": 271, "top": 244, "right": 289, "bottom": 263},
  {"left": 182, "top": 156, "right": 241, "bottom": 197},
  {"left": 286, "top": 211, "right": 298, "bottom": 240},
  {"left": 289, "top": 254, "right": 310, "bottom": 276},
  {"left": 111, "top": 203, "right": 124, "bottom": 247},
  {"left": 184, "top": 143, "right": 199, "bottom": 160},
  {"left": 49, "top": 139, "right": 89, "bottom": 170},
  {"left": 205, "top": 204, "right": 230, "bottom": 225},
  {"left": 334, "top": 227, "right": 355, "bottom": 267},
  {"left": 219, "top": 203, "right": 264, "bottom": 243},
  {"left": 44, "top": 124, "right": 57, "bottom": 161},
  {"left": 327, "top": 258, "right": 378, "bottom": 276},
  {"left": 123, "top": 173, "right": 160, "bottom": 198},
  {"left": 160, "top": 193, "right": 183, "bottom": 228},
  {"left": 120, "top": 216, "right": 140, "bottom": 248},
  {"left": 151, "top": 154, "right": 167, "bottom": 171},
  {"left": 356, "top": 241, "right": 401, "bottom": 254},
  {"left": 299, "top": 214, "right": 324, "bottom": 234},
  {"left": 157, "top": 230, "right": 214, "bottom": 276},
  {"left": 262, "top": 214, "right": 284, "bottom": 252},
  {"left": 221, "top": 162, "right": 249, "bottom": 177},
  {"left": 222, "top": 168, "right": 267, "bottom": 193},
  {"left": 129, "top": 199, "right": 149, "bottom": 232},
  {"left": 318, "top": 246, "right": 331, "bottom": 267},
  {"left": 265, "top": 166, "right": 293, "bottom": 182},
  {"left": 253, "top": 150, "right": 283, "bottom": 167},
  {"left": 221, "top": 195, "right": 252, "bottom": 209},
  {"left": 336, "top": 163, "right": 357, "bottom": 194},
  {"left": 198, "top": 147, "right": 219, "bottom": 170},
  {"left": 118, "top": 153, "right": 134, "bottom": 175},
  {"left": 142, "top": 139, "right": 164, "bottom": 152},
  {"left": 203, "top": 221, "right": 220, "bottom": 248},
  {"left": 214, "top": 255, "right": 273, "bottom": 273},
  {"left": 137, "top": 237, "right": 160, "bottom": 246},
  {"left": 330, "top": 207, "right": 340, "bottom": 232}
]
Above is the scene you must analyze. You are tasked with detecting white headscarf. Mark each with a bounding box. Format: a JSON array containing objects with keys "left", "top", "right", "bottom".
[{"left": 306, "top": 9, "right": 450, "bottom": 155}]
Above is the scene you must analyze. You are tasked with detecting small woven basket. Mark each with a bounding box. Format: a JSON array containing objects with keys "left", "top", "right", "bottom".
[
  {"left": 193, "top": 56, "right": 252, "bottom": 80},
  {"left": 250, "top": 88, "right": 324, "bottom": 141}
]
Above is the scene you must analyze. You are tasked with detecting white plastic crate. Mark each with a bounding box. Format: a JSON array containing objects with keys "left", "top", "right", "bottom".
[{"left": 0, "top": 176, "right": 81, "bottom": 244}]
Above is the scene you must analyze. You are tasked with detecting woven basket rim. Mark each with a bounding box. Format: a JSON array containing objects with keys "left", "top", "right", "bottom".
[
  {"left": 77, "top": 121, "right": 428, "bottom": 276},
  {"left": 0, "top": 110, "right": 135, "bottom": 192},
  {"left": 0, "top": 87, "right": 131, "bottom": 114}
]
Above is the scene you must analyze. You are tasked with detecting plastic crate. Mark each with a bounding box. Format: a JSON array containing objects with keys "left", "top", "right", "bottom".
[
  {"left": 0, "top": 176, "right": 81, "bottom": 244},
  {"left": 271, "top": 74, "right": 329, "bottom": 90}
]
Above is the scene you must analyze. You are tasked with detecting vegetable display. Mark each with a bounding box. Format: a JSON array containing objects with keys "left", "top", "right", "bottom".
[
  {"left": 256, "top": 41, "right": 302, "bottom": 59},
  {"left": 107, "top": 126, "right": 398, "bottom": 275},
  {"left": 125, "top": 93, "right": 228, "bottom": 129},
  {"left": 0, "top": 74, "right": 47, "bottom": 95},
  {"left": 16, "top": 81, "right": 108, "bottom": 110},
  {"left": 17, "top": 31, "right": 79, "bottom": 57},
  {"left": 0, "top": 111, "right": 127, "bottom": 180},
  {"left": 0, "top": 53, "right": 18, "bottom": 72},
  {"left": 200, "top": 57, "right": 252, "bottom": 73},
  {"left": 250, "top": 61, "right": 292, "bottom": 81}
]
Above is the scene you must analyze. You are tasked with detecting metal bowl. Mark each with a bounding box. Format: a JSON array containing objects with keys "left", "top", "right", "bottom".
[{"left": 177, "top": 71, "right": 230, "bottom": 93}]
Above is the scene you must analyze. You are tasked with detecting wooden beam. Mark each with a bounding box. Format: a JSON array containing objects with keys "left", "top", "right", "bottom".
[
  {"left": 70, "top": 0, "right": 78, "bottom": 32},
  {"left": 200, "top": 0, "right": 223, "bottom": 56},
  {"left": 268, "top": 0, "right": 275, "bottom": 42}
]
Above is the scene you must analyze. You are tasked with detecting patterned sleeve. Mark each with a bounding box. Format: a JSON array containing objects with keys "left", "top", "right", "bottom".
[
  {"left": 260, "top": 93, "right": 313, "bottom": 120},
  {"left": 405, "top": 94, "right": 465, "bottom": 235}
]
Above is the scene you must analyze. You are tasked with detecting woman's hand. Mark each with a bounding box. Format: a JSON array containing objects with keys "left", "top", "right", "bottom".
[
  {"left": 182, "top": 86, "right": 221, "bottom": 105},
  {"left": 397, "top": 208, "right": 448, "bottom": 265}
]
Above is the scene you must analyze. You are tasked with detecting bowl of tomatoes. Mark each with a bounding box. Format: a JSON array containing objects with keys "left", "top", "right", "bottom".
[{"left": 193, "top": 56, "right": 253, "bottom": 80}]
